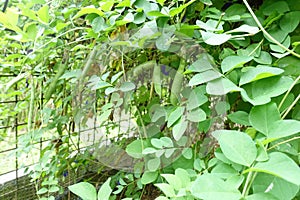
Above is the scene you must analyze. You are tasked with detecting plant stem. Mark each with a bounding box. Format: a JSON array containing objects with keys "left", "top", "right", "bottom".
[
  {"left": 242, "top": 0, "right": 300, "bottom": 59},
  {"left": 242, "top": 170, "right": 253, "bottom": 197},
  {"left": 28, "top": 74, "right": 35, "bottom": 134},
  {"left": 281, "top": 93, "right": 300, "bottom": 119},
  {"left": 268, "top": 136, "right": 300, "bottom": 150},
  {"left": 278, "top": 75, "right": 300, "bottom": 113}
]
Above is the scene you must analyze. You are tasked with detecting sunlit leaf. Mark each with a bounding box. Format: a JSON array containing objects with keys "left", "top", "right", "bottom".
[
  {"left": 201, "top": 31, "right": 231, "bottom": 45},
  {"left": 189, "top": 70, "right": 222, "bottom": 86},
  {"left": 252, "top": 152, "right": 300, "bottom": 185},
  {"left": 221, "top": 55, "right": 253, "bottom": 73},
  {"left": 191, "top": 174, "right": 242, "bottom": 200},
  {"left": 141, "top": 171, "right": 158, "bottom": 184},
  {"left": 155, "top": 183, "right": 176, "bottom": 197},
  {"left": 37, "top": 5, "right": 50, "bottom": 24},
  {"left": 240, "top": 66, "right": 284, "bottom": 86},
  {"left": 249, "top": 102, "right": 281, "bottom": 135},
  {"left": 167, "top": 107, "right": 184, "bottom": 127},
  {"left": 73, "top": 6, "right": 104, "bottom": 19},
  {"left": 187, "top": 108, "right": 206, "bottom": 122},
  {"left": 206, "top": 78, "right": 242, "bottom": 95},
  {"left": 172, "top": 120, "right": 188, "bottom": 141},
  {"left": 68, "top": 182, "right": 96, "bottom": 200},
  {"left": 252, "top": 173, "right": 299, "bottom": 200},
  {"left": 213, "top": 130, "right": 257, "bottom": 166},
  {"left": 241, "top": 76, "right": 293, "bottom": 105}
]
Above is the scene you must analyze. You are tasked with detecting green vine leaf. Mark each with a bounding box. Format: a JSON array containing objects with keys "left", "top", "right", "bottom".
[
  {"left": 213, "top": 130, "right": 257, "bottom": 167},
  {"left": 252, "top": 152, "right": 300, "bottom": 185},
  {"left": 191, "top": 174, "right": 242, "bottom": 200},
  {"left": 68, "top": 182, "right": 97, "bottom": 200},
  {"left": 201, "top": 31, "right": 231, "bottom": 45},
  {"left": 98, "top": 178, "right": 112, "bottom": 200},
  {"left": 241, "top": 76, "right": 293, "bottom": 105},
  {"left": 239, "top": 66, "right": 284, "bottom": 86},
  {"left": 249, "top": 102, "right": 281, "bottom": 135},
  {"left": 221, "top": 55, "right": 253, "bottom": 73}
]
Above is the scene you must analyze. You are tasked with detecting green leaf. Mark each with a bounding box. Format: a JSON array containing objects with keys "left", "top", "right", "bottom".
[
  {"left": 73, "top": 6, "right": 104, "bottom": 19},
  {"left": 182, "top": 148, "right": 193, "bottom": 159},
  {"left": 175, "top": 168, "right": 190, "bottom": 187},
  {"left": 92, "top": 17, "right": 108, "bottom": 33},
  {"left": 263, "top": 1, "right": 290, "bottom": 16},
  {"left": 249, "top": 102, "right": 281, "bottom": 135},
  {"left": 157, "top": 0, "right": 166, "bottom": 6},
  {"left": 239, "top": 66, "right": 284, "bottom": 85},
  {"left": 37, "top": 187, "right": 48, "bottom": 195},
  {"left": 119, "top": 82, "right": 135, "bottom": 92},
  {"left": 187, "top": 108, "right": 206, "bottom": 122},
  {"left": 147, "top": 157, "right": 161, "bottom": 171},
  {"left": 211, "top": 163, "right": 239, "bottom": 179},
  {"left": 221, "top": 55, "right": 253, "bottom": 73},
  {"left": 156, "top": 27, "right": 175, "bottom": 51},
  {"left": 169, "top": 0, "right": 195, "bottom": 17},
  {"left": 37, "top": 5, "right": 50, "bottom": 24},
  {"left": 226, "top": 24, "right": 259, "bottom": 34},
  {"left": 201, "top": 31, "right": 231, "bottom": 45},
  {"left": 197, "top": 19, "right": 224, "bottom": 32},
  {"left": 141, "top": 171, "right": 158, "bottom": 184},
  {"left": 126, "top": 140, "right": 148, "bottom": 159},
  {"left": 241, "top": 76, "right": 293, "bottom": 105},
  {"left": 151, "top": 138, "right": 164, "bottom": 149},
  {"left": 123, "top": 12, "right": 134, "bottom": 22},
  {"left": 191, "top": 174, "right": 242, "bottom": 200},
  {"left": 167, "top": 107, "right": 184, "bottom": 127},
  {"left": 266, "top": 27, "right": 288, "bottom": 43},
  {"left": 155, "top": 183, "right": 176, "bottom": 197},
  {"left": 161, "top": 174, "right": 182, "bottom": 191},
  {"left": 253, "top": 51, "right": 272, "bottom": 65},
  {"left": 97, "top": 178, "right": 112, "bottom": 200},
  {"left": 206, "top": 78, "right": 242, "bottom": 95},
  {"left": 48, "top": 186, "right": 60, "bottom": 193},
  {"left": 134, "top": 12, "right": 146, "bottom": 24},
  {"left": 268, "top": 120, "right": 300, "bottom": 139},
  {"left": 187, "top": 88, "right": 208, "bottom": 110},
  {"left": 187, "top": 58, "right": 213, "bottom": 73},
  {"left": 149, "top": 104, "right": 167, "bottom": 122},
  {"left": 227, "top": 111, "right": 250, "bottom": 126},
  {"left": 270, "top": 36, "right": 290, "bottom": 53},
  {"left": 172, "top": 120, "right": 188, "bottom": 141},
  {"left": 252, "top": 173, "right": 299, "bottom": 200},
  {"left": 252, "top": 152, "right": 300, "bottom": 185},
  {"left": 280, "top": 11, "right": 300, "bottom": 33},
  {"left": 213, "top": 130, "right": 257, "bottom": 166},
  {"left": 147, "top": 10, "right": 168, "bottom": 17},
  {"left": 189, "top": 70, "right": 222, "bottom": 86},
  {"left": 68, "top": 182, "right": 97, "bottom": 200},
  {"left": 160, "top": 137, "right": 173, "bottom": 148},
  {"left": 90, "top": 81, "right": 111, "bottom": 90},
  {"left": 142, "top": 147, "right": 157, "bottom": 154}
]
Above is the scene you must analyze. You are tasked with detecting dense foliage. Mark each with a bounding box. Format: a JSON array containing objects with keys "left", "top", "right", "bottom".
[{"left": 1, "top": 0, "right": 300, "bottom": 199}]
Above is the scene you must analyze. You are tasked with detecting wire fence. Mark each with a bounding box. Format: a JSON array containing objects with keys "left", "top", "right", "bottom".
[{"left": 0, "top": 72, "right": 101, "bottom": 199}]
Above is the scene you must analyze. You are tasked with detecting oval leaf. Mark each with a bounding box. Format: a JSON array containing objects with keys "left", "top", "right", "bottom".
[
  {"left": 221, "top": 55, "right": 253, "bottom": 73},
  {"left": 191, "top": 174, "right": 242, "bottom": 200},
  {"left": 68, "top": 182, "right": 96, "bottom": 200},
  {"left": 213, "top": 130, "right": 257, "bottom": 166},
  {"left": 201, "top": 31, "right": 231, "bottom": 45},
  {"left": 239, "top": 66, "right": 284, "bottom": 86},
  {"left": 252, "top": 152, "right": 300, "bottom": 185},
  {"left": 98, "top": 178, "right": 112, "bottom": 200}
]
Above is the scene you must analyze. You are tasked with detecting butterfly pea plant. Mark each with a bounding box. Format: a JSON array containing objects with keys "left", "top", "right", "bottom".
[{"left": 1, "top": 0, "right": 300, "bottom": 199}]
